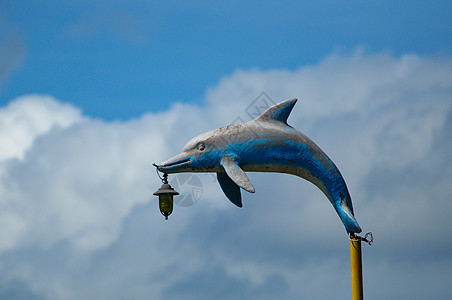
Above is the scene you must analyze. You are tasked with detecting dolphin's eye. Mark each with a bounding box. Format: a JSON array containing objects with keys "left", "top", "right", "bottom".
[{"left": 197, "top": 143, "right": 205, "bottom": 151}]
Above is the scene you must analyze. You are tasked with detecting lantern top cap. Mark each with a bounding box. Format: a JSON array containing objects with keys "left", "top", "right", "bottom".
[{"left": 153, "top": 183, "right": 179, "bottom": 196}]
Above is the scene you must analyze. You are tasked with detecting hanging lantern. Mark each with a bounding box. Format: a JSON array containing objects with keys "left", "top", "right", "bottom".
[{"left": 153, "top": 173, "right": 179, "bottom": 220}]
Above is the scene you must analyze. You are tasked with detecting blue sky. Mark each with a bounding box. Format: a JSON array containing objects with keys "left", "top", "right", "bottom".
[
  {"left": 1, "top": 1, "right": 452, "bottom": 300},
  {"left": 2, "top": 1, "right": 451, "bottom": 119}
]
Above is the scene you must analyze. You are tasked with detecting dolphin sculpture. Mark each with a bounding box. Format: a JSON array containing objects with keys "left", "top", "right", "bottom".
[{"left": 156, "top": 99, "right": 361, "bottom": 233}]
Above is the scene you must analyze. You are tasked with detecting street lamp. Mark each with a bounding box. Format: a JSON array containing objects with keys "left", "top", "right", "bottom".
[
  {"left": 154, "top": 98, "right": 371, "bottom": 299},
  {"left": 153, "top": 172, "right": 179, "bottom": 220}
]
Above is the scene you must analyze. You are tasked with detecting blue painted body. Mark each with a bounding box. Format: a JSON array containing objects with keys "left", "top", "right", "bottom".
[{"left": 157, "top": 99, "right": 361, "bottom": 233}]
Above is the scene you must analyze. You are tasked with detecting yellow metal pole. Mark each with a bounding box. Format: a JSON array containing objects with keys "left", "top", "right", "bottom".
[{"left": 350, "top": 236, "right": 363, "bottom": 300}]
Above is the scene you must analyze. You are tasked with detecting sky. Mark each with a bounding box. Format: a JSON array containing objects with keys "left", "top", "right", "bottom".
[{"left": 0, "top": 1, "right": 452, "bottom": 299}]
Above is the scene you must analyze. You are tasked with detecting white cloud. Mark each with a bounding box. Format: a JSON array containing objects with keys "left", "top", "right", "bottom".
[
  {"left": 0, "top": 95, "right": 82, "bottom": 162},
  {"left": 0, "top": 51, "right": 451, "bottom": 299}
]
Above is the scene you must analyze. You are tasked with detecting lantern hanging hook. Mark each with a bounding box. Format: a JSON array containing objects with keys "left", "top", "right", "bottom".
[{"left": 153, "top": 163, "right": 166, "bottom": 183}]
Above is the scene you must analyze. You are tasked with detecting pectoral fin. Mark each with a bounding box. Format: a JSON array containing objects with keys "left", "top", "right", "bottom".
[
  {"left": 217, "top": 172, "right": 242, "bottom": 207},
  {"left": 220, "top": 156, "right": 255, "bottom": 193}
]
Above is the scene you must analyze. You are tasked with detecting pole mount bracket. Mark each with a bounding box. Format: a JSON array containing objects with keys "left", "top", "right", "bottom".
[{"left": 349, "top": 232, "right": 374, "bottom": 246}]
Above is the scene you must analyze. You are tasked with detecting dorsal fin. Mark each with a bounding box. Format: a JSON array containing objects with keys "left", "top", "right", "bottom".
[{"left": 255, "top": 98, "right": 298, "bottom": 124}]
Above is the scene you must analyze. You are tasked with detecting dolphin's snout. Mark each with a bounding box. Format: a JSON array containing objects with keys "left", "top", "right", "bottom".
[
  {"left": 156, "top": 153, "right": 192, "bottom": 173},
  {"left": 160, "top": 157, "right": 191, "bottom": 169}
]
